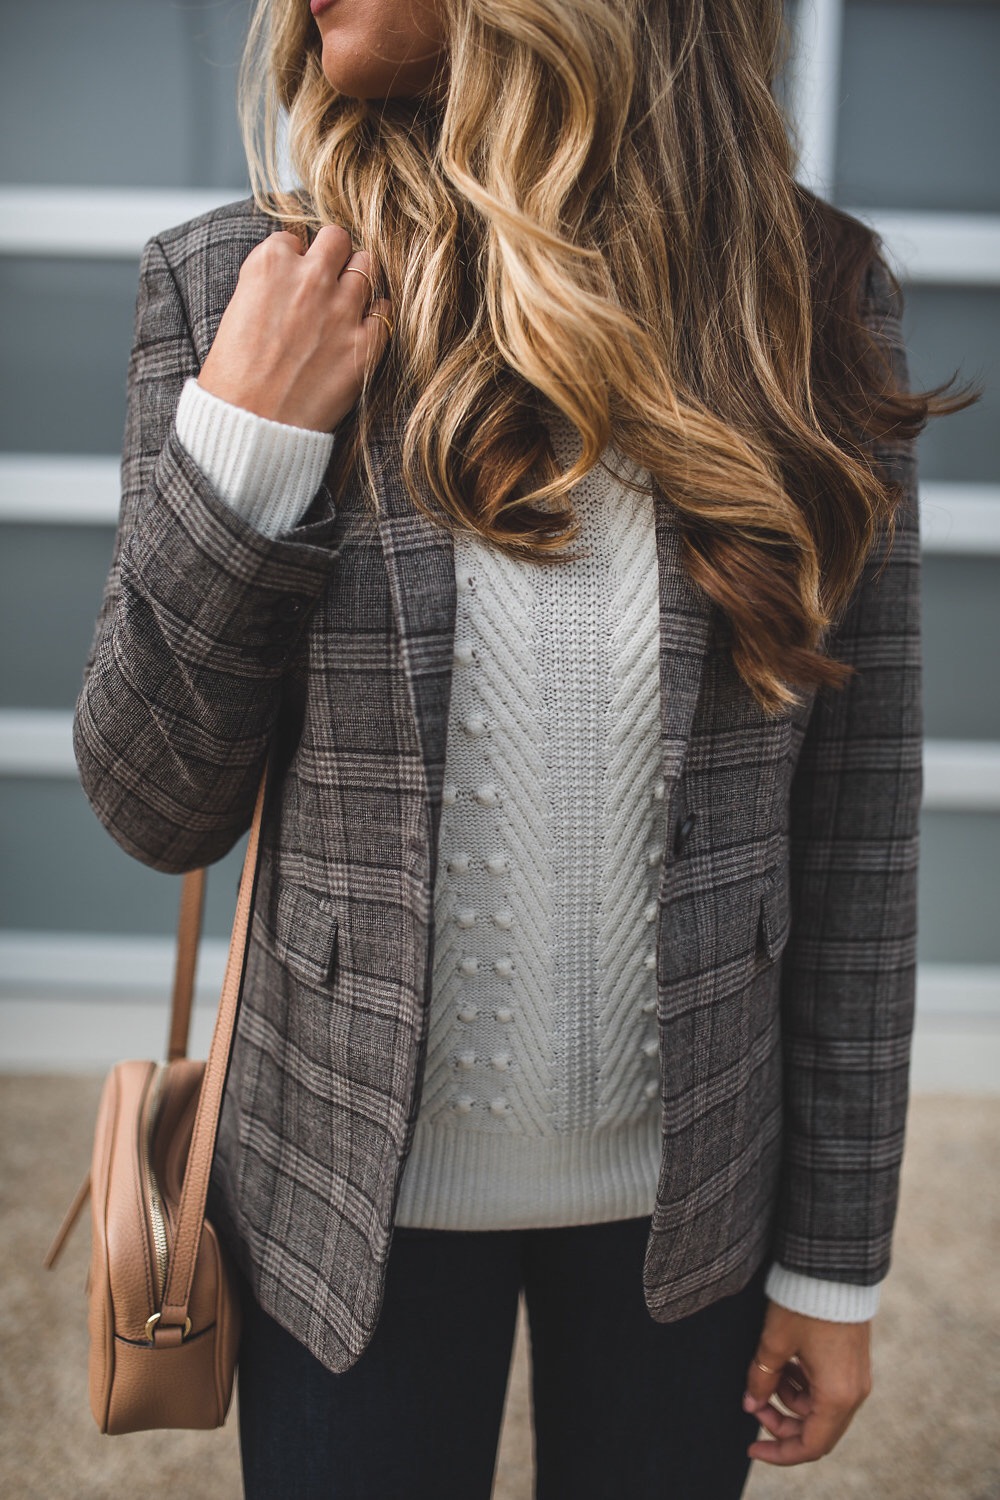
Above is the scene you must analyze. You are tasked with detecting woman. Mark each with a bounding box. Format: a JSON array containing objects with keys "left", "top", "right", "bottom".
[{"left": 74, "top": 0, "right": 976, "bottom": 1495}]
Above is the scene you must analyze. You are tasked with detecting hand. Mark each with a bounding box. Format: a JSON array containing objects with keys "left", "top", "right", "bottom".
[
  {"left": 742, "top": 1301, "right": 873, "bottom": 1465},
  {"left": 196, "top": 224, "right": 393, "bottom": 434}
]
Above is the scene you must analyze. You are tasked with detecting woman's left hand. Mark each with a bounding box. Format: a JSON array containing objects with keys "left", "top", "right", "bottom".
[{"left": 742, "top": 1302, "right": 873, "bottom": 1465}]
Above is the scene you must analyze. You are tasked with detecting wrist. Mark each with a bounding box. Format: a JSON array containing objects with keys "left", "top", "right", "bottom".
[
  {"left": 194, "top": 373, "right": 330, "bottom": 435},
  {"left": 764, "top": 1261, "right": 882, "bottom": 1323}
]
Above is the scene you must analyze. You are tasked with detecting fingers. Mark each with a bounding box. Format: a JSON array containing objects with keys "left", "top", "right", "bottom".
[
  {"left": 744, "top": 1349, "right": 863, "bottom": 1463},
  {"left": 354, "top": 297, "right": 393, "bottom": 382},
  {"left": 749, "top": 1362, "right": 810, "bottom": 1422},
  {"left": 362, "top": 296, "right": 394, "bottom": 335},
  {"left": 744, "top": 1334, "right": 797, "bottom": 1413},
  {"left": 266, "top": 228, "right": 311, "bottom": 256},
  {"left": 748, "top": 1398, "right": 851, "bottom": 1466},
  {"left": 338, "top": 251, "right": 378, "bottom": 310},
  {"left": 269, "top": 223, "right": 364, "bottom": 277},
  {"left": 751, "top": 1401, "right": 803, "bottom": 1440},
  {"left": 743, "top": 1304, "right": 873, "bottom": 1466},
  {"left": 774, "top": 1366, "right": 811, "bottom": 1415},
  {"left": 275, "top": 224, "right": 388, "bottom": 318},
  {"left": 307, "top": 221, "right": 355, "bottom": 259},
  {"left": 309, "top": 231, "right": 389, "bottom": 333}
]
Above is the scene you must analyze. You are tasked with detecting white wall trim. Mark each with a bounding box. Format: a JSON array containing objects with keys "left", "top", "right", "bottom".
[
  {"left": 0, "top": 186, "right": 242, "bottom": 258},
  {"left": 0, "top": 454, "right": 121, "bottom": 524},
  {"left": 921, "top": 741, "right": 1000, "bottom": 811},
  {"left": 3, "top": 711, "right": 998, "bottom": 808},
  {"left": 916, "top": 964, "right": 1000, "bottom": 1019},
  {"left": 2, "top": 937, "right": 995, "bottom": 1013},
  {"left": 0, "top": 710, "right": 75, "bottom": 776},
  {"left": 784, "top": 0, "right": 1000, "bottom": 285},
  {"left": 844, "top": 209, "right": 1000, "bottom": 287},
  {"left": 2, "top": 964, "right": 996, "bottom": 1087},
  {"left": 3, "top": 457, "right": 998, "bottom": 553},
  {"left": 1, "top": 185, "right": 998, "bottom": 286},
  {"left": 0, "top": 930, "right": 229, "bottom": 1001},
  {"left": 789, "top": 0, "right": 844, "bottom": 199},
  {"left": 919, "top": 484, "right": 1000, "bottom": 554}
]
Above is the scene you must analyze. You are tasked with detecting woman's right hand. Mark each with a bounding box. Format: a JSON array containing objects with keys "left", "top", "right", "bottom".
[{"left": 195, "top": 223, "right": 393, "bottom": 433}]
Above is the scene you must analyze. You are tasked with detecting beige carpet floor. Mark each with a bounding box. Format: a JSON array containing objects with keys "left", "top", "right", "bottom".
[{"left": 1, "top": 1079, "right": 996, "bottom": 1499}]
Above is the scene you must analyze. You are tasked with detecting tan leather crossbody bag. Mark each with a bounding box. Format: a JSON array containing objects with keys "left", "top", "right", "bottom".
[{"left": 43, "top": 759, "right": 272, "bottom": 1434}]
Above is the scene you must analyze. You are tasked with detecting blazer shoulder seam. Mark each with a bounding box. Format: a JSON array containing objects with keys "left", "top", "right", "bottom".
[{"left": 153, "top": 193, "right": 263, "bottom": 248}]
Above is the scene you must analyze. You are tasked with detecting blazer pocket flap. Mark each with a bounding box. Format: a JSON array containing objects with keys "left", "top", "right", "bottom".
[
  {"left": 758, "top": 867, "right": 791, "bottom": 964},
  {"left": 270, "top": 884, "right": 339, "bottom": 989}
]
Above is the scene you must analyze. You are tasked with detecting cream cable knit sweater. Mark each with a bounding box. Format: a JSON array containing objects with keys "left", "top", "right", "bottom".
[{"left": 173, "top": 375, "right": 881, "bottom": 1323}]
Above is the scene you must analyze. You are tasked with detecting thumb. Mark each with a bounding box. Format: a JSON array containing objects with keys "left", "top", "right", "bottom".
[{"left": 743, "top": 1332, "right": 797, "bottom": 1415}]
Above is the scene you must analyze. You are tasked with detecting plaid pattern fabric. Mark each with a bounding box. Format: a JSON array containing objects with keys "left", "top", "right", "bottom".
[{"left": 74, "top": 197, "right": 922, "bottom": 1373}]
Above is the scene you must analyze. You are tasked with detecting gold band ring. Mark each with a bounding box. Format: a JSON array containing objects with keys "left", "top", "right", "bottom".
[
  {"left": 341, "top": 264, "right": 374, "bottom": 291},
  {"left": 366, "top": 310, "right": 394, "bottom": 337},
  {"left": 753, "top": 1358, "right": 781, "bottom": 1374}
]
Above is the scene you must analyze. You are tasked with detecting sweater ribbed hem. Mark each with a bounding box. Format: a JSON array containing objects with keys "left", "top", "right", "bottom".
[
  {"left": 393, "top": 1111, "right": 661, "bottom": 1230},
  {"left": 764, "top": 1262, "right": 882, "bottom": 1322},
  {"left": 174, "top": 377, "right": 335, "bottom": 538}
]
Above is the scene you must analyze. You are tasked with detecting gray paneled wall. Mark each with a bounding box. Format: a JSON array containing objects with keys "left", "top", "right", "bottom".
[
  {"left": 902, "top": 286, "right": 998, "bottom": 482},
  {"left": 838, "top": 1, "right": 1000, "bottom": 213},
  {"left": 0, "top": 1, "right": 252, "bottom": 190},
  {"left": 0, "top": 1, "right": 997, "bottom": 1078},
  {"left": 0, "top": 779, "right": 249, "bottom": 940},
  {"left": 0, "top": 258, "right": 141, "bottom": 454},
  {"left": 1, "top": 3, "right": 254, "bottom": 959},
  {"left": 922, "top": 558, "right": 1000, "bottom": 741}
]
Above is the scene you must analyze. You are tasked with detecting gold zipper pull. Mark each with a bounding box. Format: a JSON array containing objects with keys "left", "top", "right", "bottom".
[{"left": 42, "top": 1170, "right": 92, "bottom": 1269}]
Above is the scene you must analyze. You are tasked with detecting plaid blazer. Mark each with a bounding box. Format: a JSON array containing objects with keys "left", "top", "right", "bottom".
[{"left": 74, "top": 195, "right": 922, "bottom": 1375}]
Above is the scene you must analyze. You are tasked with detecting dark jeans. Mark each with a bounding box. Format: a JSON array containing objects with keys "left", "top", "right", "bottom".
[{"left": 236, "top": 1214, "right": 769, "bottom": 1500}]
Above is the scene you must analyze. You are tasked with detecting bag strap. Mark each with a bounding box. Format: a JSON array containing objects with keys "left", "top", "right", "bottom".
[
  {"left": 154, "top": 756, "right": 273, "bottom": 1340},
  {"left": 41, "top": 761, "right": 272, "bottom": 1274},
  {"left": 166, "top": 867, "right": 206, "bottom": 1062}
]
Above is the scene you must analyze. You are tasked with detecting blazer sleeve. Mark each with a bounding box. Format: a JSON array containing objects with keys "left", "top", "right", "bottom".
[
  {"left": 769, "top": 251, "right": 923, "bottom": 1288},
  {"left": 73, "top": 233, "right": 341, "bottom": 874}
]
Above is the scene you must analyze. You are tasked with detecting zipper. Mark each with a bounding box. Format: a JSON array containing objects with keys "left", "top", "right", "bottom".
[{"left": 139, "top": 1062, "right": 169, "bottom": 1308}]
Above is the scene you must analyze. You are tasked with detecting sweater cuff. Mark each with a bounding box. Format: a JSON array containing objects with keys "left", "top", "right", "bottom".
[
  {"left": 174, "top": 377, "right": 335, "bottom": 539},
  {"left": 764, "top": 1262, "right": 882, "bottom": 1322}
]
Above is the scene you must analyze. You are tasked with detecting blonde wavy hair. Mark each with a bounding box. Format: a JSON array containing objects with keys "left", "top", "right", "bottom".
[{"left": 238, "top": 0, "right": 976, "bottom": 715}]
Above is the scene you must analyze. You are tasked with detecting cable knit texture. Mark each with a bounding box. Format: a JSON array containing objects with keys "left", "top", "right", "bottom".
[
  {"left": 393, "top": 421, "right": 666, "bottom": 1228},
  {"left": 173, "top": 379, "right": 881, "bottom": 1323}
]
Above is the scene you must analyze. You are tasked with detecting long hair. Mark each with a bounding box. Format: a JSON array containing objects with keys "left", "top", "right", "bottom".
[{"left": 238, "top": 0, "right": 978, "bottom": 715}]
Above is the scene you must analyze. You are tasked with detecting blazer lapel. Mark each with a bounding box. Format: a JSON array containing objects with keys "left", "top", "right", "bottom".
[
  {"left": 651, "top": 482, "right": 715, "bottom": 790},
  {"left": 367, "top": 434, "right": 458, "bottom": 872},
  {"left": 368, "top": 438, "right": 715, "bottom": 876}
]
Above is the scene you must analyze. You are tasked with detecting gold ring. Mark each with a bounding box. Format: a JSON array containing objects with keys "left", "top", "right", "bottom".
[
  {"left": 753, "top": 1358, "right": 781, "bottom": 1374},
  {"left": 342, "top": 265, "right": 374, "bottom": 291},
  {"left": 366, "top": 310, "right": 394, "bottom": 337}
]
